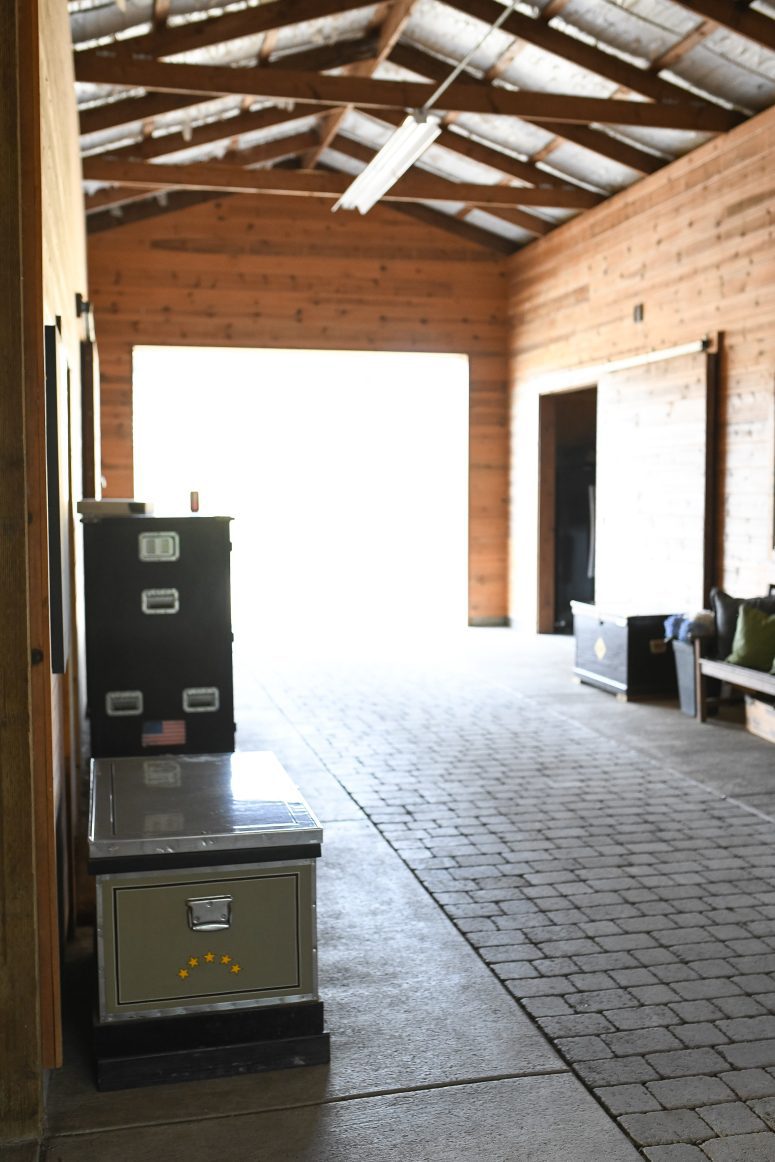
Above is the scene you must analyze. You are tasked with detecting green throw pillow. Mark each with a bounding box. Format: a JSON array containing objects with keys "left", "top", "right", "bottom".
[{"left": 726, "top": 603, "right": 775, "bottom": 671}]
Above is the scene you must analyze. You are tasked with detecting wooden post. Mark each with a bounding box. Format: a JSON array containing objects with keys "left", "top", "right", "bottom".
[{"left": 0, "top": 0, "right": 44, "bottom": 1141}]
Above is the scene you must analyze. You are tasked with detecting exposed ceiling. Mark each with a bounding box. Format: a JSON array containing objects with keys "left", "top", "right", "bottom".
[{"left": 72, "top": 0, "right": 775, "bottom": 254}]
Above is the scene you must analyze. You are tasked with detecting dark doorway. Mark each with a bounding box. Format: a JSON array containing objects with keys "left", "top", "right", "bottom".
[{"left": 538, "top": 387, "right": 597, "bottom": 633}]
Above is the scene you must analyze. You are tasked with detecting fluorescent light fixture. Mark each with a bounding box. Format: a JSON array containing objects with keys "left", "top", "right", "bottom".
[{"left": 332, "top": 112, "right": 442, "bottom": 215}]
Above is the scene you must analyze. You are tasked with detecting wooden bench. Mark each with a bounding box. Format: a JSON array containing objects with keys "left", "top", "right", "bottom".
[{"left": 695, "top": 644, "right": 775, "bottom": 723}]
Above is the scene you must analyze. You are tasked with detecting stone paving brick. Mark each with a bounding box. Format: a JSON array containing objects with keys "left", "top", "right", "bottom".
[
  {"left": 646, "top": 1074, "right": 736, "bottom": 1108},
  {"left": 607, "top": 1005, "right": 679, "bottom": 1030},
  {"left": 718, "top": 1017, "right": 775, "bottom": 1042},
  {"left": 596, "top": 1083, "right": 662, "bottom": 1114},
  {"left": 537, "top": 1012, "right": 615, "bottom": 1037},
  {"left": 722, "top": 1041, "right": 775, "bottom": 1070},
  {"left": 574, "top": 1055, "right": 660, "bottom": 1086},
  {"left": 670, "top": 1001, "right": 725, "bottom": 1023},
  {"left": 555, "top": 1034, "right": 613, "bottom": 1061},
  {"left": 722, "top": 1070, "right": 775, "bottom": 1100},
  {"left": 698, "top": 1100, "right": 768, "bottom": 1135},
  {"left": 671, "top": 1022, "right": 729, "bottom": 1048},
  {"left": 701, "top": 1132, "right": 775, "bottom": 1160},
  {"left": 604, "top": 1027, "right": 685, "bottom": 1057},
  {"left": 646, "top": 1047, "right": 729, "bottom": 1078},
  {"left": 618, "top": 1107, "right": 712, "bottom": 1145},
  {"left": 642, "top": 1147, "right": 709, "bottom": 1161}
]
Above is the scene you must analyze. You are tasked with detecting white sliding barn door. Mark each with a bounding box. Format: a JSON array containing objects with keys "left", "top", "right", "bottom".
[{"left": 594, "top": 350, "right": 717, "bottom": 613}]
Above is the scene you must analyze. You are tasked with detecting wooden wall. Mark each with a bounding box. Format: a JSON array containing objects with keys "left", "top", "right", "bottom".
[
  {"left": 1, "top": 0, "right": 89, "bottom": 1140},
  {"left": 88, "top": 196, "right": 510, "bottom": 624},
  {"left": 508, "top": 106, "right": 775, "bottom": 628}
]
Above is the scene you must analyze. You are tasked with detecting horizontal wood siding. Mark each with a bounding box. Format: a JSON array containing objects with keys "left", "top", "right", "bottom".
[
  {"left": 508, "top": 107, "right": 775, "bottom": 627},
  {"left": 89, "top": 195, "right": 510, "bottom": 623}
]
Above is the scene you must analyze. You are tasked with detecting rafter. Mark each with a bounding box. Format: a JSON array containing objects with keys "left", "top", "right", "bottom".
[
  {"left": 389, "top": 43, "right": 665, "bottom": 175},
  {"left": 85, "top": 130, "right": 320, "bottom": 214},
  {"left": 648, "top": 21, "right": 715, "bottom": 72},
  {"left": 389, "top": 202, "right": 517, "bottom": 254},
  {"left": 302, "top": 0, "right": 416, "bottom": 168},
  {"left": 446, "top": 0, "right": 729, "bottom": 107},
  {"left": 78, "top": 37, "right": 379, "bottom": 139},
  {"left": 152, "top": 0, "right": 171, "bottom": 32},
  {"left": 669, "top": 0, "right": 775, "bottom": 52},
  {"left": 88, "top": 190, "right": 223, "bottom": 235},
  {"left": 82, "top": 156, "right": 604, "bottom": 208},
  {"left": 331, "top": 132, "right": 556, "bottom": 235},
  {"left": 73, "top": 57, "right": 740, "bottom": 131},
  {"left": 76, "top": 0, "right": 375, "bottom": 63},
  {"left": 85, "top": 108, "right": 325, "bottom": 164}
]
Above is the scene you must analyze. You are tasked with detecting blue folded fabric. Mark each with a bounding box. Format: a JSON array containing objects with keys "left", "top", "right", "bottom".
[{"left": 663, "top": 611, "right": 715, "bottom": 642}]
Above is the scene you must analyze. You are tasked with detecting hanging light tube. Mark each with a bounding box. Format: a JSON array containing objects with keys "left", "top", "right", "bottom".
[
  {"left": 331, "top": 0, "right": 521, "bottom": 215},
  {"left": 332, "top": 112, "right": 442, "bottom": 214}
]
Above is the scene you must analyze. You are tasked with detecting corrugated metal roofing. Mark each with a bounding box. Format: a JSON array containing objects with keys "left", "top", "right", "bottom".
[{"left": 72, "top": 0, "right": 775, "bottom": 252}]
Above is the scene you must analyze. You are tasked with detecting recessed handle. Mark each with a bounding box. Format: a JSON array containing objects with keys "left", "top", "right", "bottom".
[
  {"left": 141, "top": 587, "right": 180, "bottom": 615},
  {"left": 182, "top": 686, "right": 220, "bottom": 713},
  {"left": 186, "top": 895, "right": 232, "bottom": 932},
  {"left": 106, "top": 690, "right": 143, "bottom": 716}
]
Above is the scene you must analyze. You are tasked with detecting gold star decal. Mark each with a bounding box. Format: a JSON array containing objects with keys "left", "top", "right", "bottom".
[
  {"left": 230, "top": 964, "right": 241, "bottom": 975},
  {"left": 178, "top": 968, "right": 189, "bottom": 980},
  {"left": 204, "top": 952, "right": 215, "bottom": 963},
  {"left": 188, "top": 957, "right": 199, "bottom": 968},
  {"left": 220, "top": 954, "right": 231, "bottom": 965}
]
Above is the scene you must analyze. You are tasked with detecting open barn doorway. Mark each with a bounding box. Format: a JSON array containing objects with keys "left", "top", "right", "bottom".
[
  {"left": 132, "top": 346, "right": 470, "bottom": 648},
  {"left": 538, "top": 387, "right": 597, "bottom": 633}
]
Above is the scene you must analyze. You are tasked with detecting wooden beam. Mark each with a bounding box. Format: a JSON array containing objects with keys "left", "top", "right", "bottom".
[
  {"left": 152, "top": 0, "right": 171, "bottom": 32},
  {"left": 447, "top": 0, "right": 729, "bottom": 107},
  {"left": 76, "top": 0, "right": 374, "bottom": 63},
  {"left": 670, "top": 0, "right": 775, "bottom": 51},
  {"left": 85, "top": 106, "right": 325, "bottom": 164},
  {"left": 390, "top": 202, "right": 518, "bottom": 254},
  {"left": 302, "top": 0, "right": 416, "bottom": 168},
  {"left": 389, "top": 43, "right": 666, "bottom": 175},
  {"left": 649, "top": 21, "right": 715, "bottom": 72},
  {"left": 78, "top": 37, "right": 377, "bottom": 138},
  {"left": 73, "top": 57, "right": 741, "bottom": 131},
  {"left": 87, "top": 190, "right": 224, "bottom": 235},
  {"left": 85, "top": 130, "right": 319, "bottom": 213},
  {"left": 331, "top": 132, "right": 555, "bottom": 235},
  {"left": 82, "top": 156, "right": 605, "bottom": 207}
]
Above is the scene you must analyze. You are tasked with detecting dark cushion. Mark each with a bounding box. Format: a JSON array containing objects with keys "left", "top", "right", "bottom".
[
  {"left": 710, "top": 587, "right": 775, "bottom": 660},
  {"left": 726, "top": 604, "right": 775, "bottom": 671}
]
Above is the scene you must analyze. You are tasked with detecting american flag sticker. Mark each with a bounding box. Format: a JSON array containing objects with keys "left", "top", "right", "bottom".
[{"left": 141, "top": 720, "right": 186, "bottom": 748}]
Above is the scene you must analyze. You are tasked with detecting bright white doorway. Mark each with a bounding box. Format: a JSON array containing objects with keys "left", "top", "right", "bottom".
[{"left": 132, "top": 346, "right": 470, "bottom": 647}]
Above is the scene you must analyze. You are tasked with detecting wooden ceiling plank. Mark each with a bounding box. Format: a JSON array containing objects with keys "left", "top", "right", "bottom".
[
  {"left": 669, "top": 0, "right": 775, "bottom": 51},
  {"left": 81, "top": 156, "right": 604, "bottom": 207},
  {"left": 76, "top": 0, "right": 375, "bottom": 63},
  {"left": 73, "top": 57, "right": 741, "bottom": 131},
  {"left": 446, "top": 0, "right": 726, "bottom": 108},
  {"left": 388, "top": 43, "right": 664, "bottom": 175}
]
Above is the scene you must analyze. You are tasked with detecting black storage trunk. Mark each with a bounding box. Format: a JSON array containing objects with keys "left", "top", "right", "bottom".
[
  {"left": 571, "top": 601, "right": 677, "bottom": 700},
  {"left": 84, "top": 516, "right": 235, "bottom": 757}
]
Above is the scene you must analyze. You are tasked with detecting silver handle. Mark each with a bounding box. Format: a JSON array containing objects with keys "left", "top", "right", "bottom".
[
  {"left": 105, "top": 689, "right": 143, "bottom": 716},
  {"left": 138, "top": 531, "right": 180, "bottom": 562},
  {"left": 141, "top": 587, "right": 180, "bottom": 614},
  {"left": 186, "top": 895, "right": 232, "bottom": 932},
  {"left": 182, "top": 686, "right": 220, "bottom": 713}
]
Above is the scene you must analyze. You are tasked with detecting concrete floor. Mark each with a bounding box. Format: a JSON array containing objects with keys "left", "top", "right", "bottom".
[{"left": 8, "top": 628, "right": 775, "bottom": 1160}]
